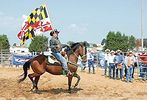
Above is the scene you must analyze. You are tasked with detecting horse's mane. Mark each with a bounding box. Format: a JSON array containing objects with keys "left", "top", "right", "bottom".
[
  {"left": 65, "top": 42, "right": 87, "bottom": 55},
  {"left": 70, "top": 42, "right": 82, "bottom": 52}
]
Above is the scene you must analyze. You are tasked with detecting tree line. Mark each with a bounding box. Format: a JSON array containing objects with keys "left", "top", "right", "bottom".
[
  {"left": 103, "top": 31, "right": 136, "bottom": 52},
  {"left": 0, "top": 32, "right": 147, "bottom": 52},
  {"left": 0, "top": 34, "right": 10, "bottom": 50}
]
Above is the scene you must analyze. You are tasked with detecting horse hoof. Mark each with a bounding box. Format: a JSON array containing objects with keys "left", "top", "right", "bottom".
[
  {"left": 68, "top": 88, "right": 71, "bottom": 93},
  {"left": 74, "top": 86, "right": 76, "bottom": 88},
  {"left": 68, "top": 90, "right": 72, "bottom": 93},
  {"left": 30, "top": 89, "right": 34, "bottom": 92},
  {"left": 74, "top": 84, "right": 78, "bottom": 88},
  {"left": 33, "top": 89, "right": 41, "bottom": 94}
]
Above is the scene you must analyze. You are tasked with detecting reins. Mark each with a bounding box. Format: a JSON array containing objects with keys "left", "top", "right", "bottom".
[
  {"left": 66, "top": 43, "right": 86, "bottom": 68},
  {"left": 67, "top": 61, "right": 79, "bottom": 67}
]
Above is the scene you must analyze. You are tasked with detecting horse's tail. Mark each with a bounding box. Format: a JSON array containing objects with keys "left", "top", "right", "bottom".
[{"left": 18, "top": 60, "right": 31, "bottom": 83}]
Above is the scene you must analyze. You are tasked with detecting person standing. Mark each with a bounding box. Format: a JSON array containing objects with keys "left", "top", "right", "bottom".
[
  {"left": 108, "top": 50, "right": 115, "bottom": 79},
  {"left": 123, "top": 52, "right": 128, "bottom": 78},
  {"left": 126, "top": 51, "right": 135, "bottom": 82},
  {"left": 104, "top": 49, "right": 110, "bottom": 76},
  {"left": 114, "top": 50, "right": 124, "bottom": 80},
  {"left": 87, "top": 50, "right": 95, "bottom": 74}
]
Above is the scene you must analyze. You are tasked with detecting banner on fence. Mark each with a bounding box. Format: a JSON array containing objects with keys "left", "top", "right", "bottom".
[{"left": 12, "top": 54, "right": 33, "bottom": 65}]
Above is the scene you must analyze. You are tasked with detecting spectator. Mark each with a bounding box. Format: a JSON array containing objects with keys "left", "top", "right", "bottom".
[
  {"left": 114, "top": 50, "right": 124, "bottom": 80},
  {"left": 87, "top": 50, "right": 95, "bottom": 74},
  {"left": 104, "top": 49, "right": 110, "bottom": 76},
  {"left": 132, "top": 53, "right": 138, "bottom": 78},
  {"left": 124, "top": 52, "right": 128, "bottom": 78},
  {"left": 126, "top": 51, "right": 135, "bottom": 82},
  {"left": 98, "top": 51, "right": 105, "bottom": 68},
  {"left": 108, "top": 50, "right": 115, "bottom": 79}
]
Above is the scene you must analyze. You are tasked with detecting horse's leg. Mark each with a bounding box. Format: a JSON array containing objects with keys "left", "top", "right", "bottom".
[
  {"left": 34, "top": 76, "right": 40, "bottom": 90},
  {"left": 28, "top": 73, "right": 35, "bottom": 91},
  {"left": 68, "top": 76, "right": 73, "bottom": 92},
  {"left": 73, "top": 73, "right": 80, "bottom": 88},
  {"left": 28, "top": 73, "right": 40, "bottom": 91},
  {"left": 34, "top": 76, "right": 40, "bottom": 93},
  {"left": 93, "top": 65, "right": 95, "bottom": 74}
]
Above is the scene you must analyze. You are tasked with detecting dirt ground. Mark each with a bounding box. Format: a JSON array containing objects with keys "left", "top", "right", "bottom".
[{"left": 0, "top": 65, "right": 147, "bottom": 100}]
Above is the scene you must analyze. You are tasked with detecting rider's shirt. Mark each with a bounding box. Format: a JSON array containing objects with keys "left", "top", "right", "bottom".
[{"left": 50, "top": 37, "right": 61, "bottom": 53}]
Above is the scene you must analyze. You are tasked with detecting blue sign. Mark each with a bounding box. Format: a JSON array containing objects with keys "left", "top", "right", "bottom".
[{"left": 12, "top": 54, "right": 34, "bottom": 65}]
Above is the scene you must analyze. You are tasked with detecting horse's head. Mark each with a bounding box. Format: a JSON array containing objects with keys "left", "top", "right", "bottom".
[
  {"left": 78, "top": 42, "right": 87, "bottom": 62},
  {"left": 69, "top": 42, "right": 87, "bottom": 62}
]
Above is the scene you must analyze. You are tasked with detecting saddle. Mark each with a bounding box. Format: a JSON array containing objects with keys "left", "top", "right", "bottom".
[{"left": 44, "top": 51, "right": 67, "bottom": 65}]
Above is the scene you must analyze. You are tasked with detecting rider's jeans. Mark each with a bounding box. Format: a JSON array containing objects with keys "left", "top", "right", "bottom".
[{"left": 52, "top": 52, "right": 68, "bottom": 71}]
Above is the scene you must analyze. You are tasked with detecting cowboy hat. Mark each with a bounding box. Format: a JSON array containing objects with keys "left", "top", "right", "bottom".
[
  {"left": 128, "top": 50, "right": 133, "bottom": 54},
  {"left": 116, "top": 49, "right": 121, "bottom": 53},
  {"left": 105, "top": 49, "right": 110, "bottom": 52},
  {"left": 50, "top": 29, "right": 60, "bottom": 36},
  {"left": 110, "top": 50, "right": 115, "bottom": 53}
]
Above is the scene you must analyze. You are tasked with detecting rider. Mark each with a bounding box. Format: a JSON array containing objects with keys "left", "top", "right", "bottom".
[{"left": 49, "top": 29, "right": 72, "bottom": 76}]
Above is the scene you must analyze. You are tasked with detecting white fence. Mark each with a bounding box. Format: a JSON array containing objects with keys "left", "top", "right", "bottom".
[{"left": 0, "top": 49, "right": 11, "bottom": 66}]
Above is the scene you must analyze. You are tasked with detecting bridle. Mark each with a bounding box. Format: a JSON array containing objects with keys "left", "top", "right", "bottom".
[
  {"left": 67, "top": 45, "right": 87, "bottom": 67},
  {"left": 73, "top": 46, "right": 87, "bottom": 62}
]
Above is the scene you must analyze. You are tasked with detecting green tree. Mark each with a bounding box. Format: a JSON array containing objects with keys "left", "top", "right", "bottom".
[
  {"left": 29, "top": 35, "right": 48, "bottom": 52},
  {"left": 104, "top": 31, "right": 117, "bottom": 50},
  {"left": 128, "top": 35, "right": 136, "bottom": 50},
  {"left": 121, "top": 34, "right": 129, "bottom": 52},
  {"left": 104, "top": 31, "right": 135, "bottom": 52},
  {"left": 0, "top": 34, "right": 10, "bottom": 50},
  {"left": 114, "top": 31, "right": 123, "bottom": 50}
]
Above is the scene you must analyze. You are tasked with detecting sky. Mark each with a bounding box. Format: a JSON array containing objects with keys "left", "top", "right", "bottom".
[{"left": 0, "top": 0, "right": 147, "bottom": 46}]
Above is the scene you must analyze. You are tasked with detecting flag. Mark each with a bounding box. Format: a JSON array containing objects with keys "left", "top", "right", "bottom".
[
  {"left": 17, "top": 21, "right": 29, "bottom": 39},
  {"left": 34, "top": 18, "right": 52, "bottom": 35},
  {"left": 21, "top": 26, "right": 35, "bottom": 44},
  {"left": 27, "top": 5, "right": 48, "bottom": 25},
  {"left": 17, "top": 4, "right": 52, "bottom": 44}
]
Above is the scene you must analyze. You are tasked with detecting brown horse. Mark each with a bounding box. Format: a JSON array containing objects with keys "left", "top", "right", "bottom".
[{"left": 18, "top": 42, "right": 87, "bottom": 93}]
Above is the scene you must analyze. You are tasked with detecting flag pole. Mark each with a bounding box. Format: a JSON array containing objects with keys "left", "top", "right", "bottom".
[
  {"left": 44, "top": 4, "right": 55, "bottom": 30},
  {"left": 43, "top": 4, "right": 55, "bottom": 50},
  {"left": 140, "top": 0, "right": 144, "bottom": 51}
]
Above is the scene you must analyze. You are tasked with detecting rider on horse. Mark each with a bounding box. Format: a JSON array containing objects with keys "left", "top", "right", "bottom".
[{"left": 49, "top": 29, "right": 72, "bottom": 76}]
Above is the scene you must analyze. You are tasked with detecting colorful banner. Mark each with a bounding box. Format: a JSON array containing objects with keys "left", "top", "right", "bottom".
[{"left": 17, "top": 4, "right": 53, "bottom": 44}]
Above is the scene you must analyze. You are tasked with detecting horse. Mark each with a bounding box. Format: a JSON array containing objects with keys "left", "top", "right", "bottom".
[{"left": 18, "top": 42, "right": 87, "bottom": 93}]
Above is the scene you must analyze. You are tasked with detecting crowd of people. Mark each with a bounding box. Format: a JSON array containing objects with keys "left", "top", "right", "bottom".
[
  {"left": 98, "top": 49, "right": 147, "bottom": 82},
  {"left": 77, "top": 47, "right": 147, "bottom": 82}
]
